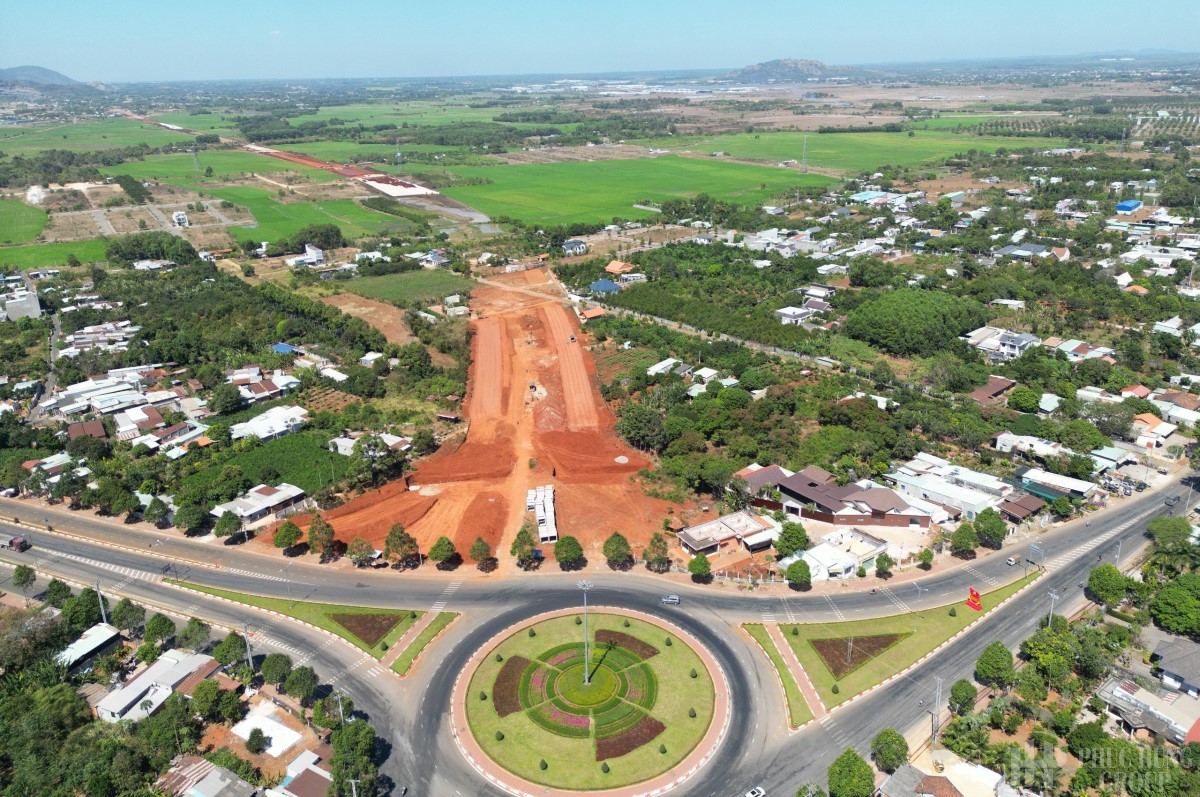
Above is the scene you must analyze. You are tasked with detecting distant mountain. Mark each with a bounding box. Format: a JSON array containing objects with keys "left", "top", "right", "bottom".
[
  {"left": 727, "top": 59, "right": 871, "bottom": 83},
  {"left": 0, "top": 65, "right": 79, "bottom": 86}
]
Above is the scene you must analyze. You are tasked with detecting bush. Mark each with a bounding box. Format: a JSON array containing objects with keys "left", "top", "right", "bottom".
[
  {"left": 601, "top": 762, "right": 610, "bottom": 774},
  {"left": 832, "top": 683, "right": 840, "bottom": 694},
  {"left": 529, "top": 628, "right": 536, "bottom": 637},
  {"left": 856, "top": 566, "right": 867, "bottom": 578},
  {"left": 689, "top": 707, "right": 697, "bottom": 718},
  {"left": 665, "top": 638, "right": 672, "bottom": 647},
  {"left": 495, "top": 653, "right": 503, "bottom": 662},
  {"left": 659, "top": 743, "right": 667, "bottom": 754},
  {"left": 245, "top": 727, "right": 267, "bottom": 755},
  {"left": 623, "top": 619, "right": 630, "bottom": 627},
  {"left": 480, "top": 691, "right": 487, "bottom": 701},
  {"left": 539, "top": 760, "right": 548, "bottom": 771},
  {"left": 575, "top": 617, "right": 582, "bottom": 625},
  {"left": 495, "top": 730, "right": 504, "bottom": 741},
  {"left": 949, "top": 607, "right": 957, "bottom": 617},
  {"left": 792, "top": 626, "right": 799, "bottom": 635},
  {"left": 689, "top": 668, "right": 698, "bottom": 679}
]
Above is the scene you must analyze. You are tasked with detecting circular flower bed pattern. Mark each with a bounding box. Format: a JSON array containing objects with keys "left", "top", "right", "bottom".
[{"left": 465, "top": 612, "right": 716, "bottom": 790}]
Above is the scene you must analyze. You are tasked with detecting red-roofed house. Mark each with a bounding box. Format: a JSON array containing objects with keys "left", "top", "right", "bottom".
[
  {"left": 969, "top": 375, "right": 1017, "bottom": 406},
  {"left": 1121, "top": 385, "right": 1151, "bottom": 399}
]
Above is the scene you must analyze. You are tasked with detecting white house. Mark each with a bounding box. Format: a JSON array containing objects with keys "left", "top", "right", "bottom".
[
  {"left": 96, "top": 651, "right": 215, "bottom": 723},
  {"left": 211, "top": 483, "right": 307, "bottom": 524},
  {"left": 229, "top": 405, "right": 308, "bottom": 441},
  {"left": 773, "top": 306, "right": 811, "bottom": 325}
]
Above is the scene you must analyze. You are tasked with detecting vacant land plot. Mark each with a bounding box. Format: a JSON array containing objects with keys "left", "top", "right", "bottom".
[
  {"left": 0, "top": 238, "right": 108, "bottom": 269},
  {"left": 149, "top": 112, "right": 241, "bottom": 138},
  {"left": 638, "top": 130, "right": 1067, "bottom": 173},
  {"left": 441, "top": 156, "right": 835, "bottom": 225},
  {"left": 0, "top": 118, "right": 196, "bottom": 156},
  {"left": 348, "top": 270, "right": 475, "bottom": 306},
  {"left": 197, "top": 186, "right": 410, "bottom": 241},
  {"left": 0, "top": 200, "right": 48, "bottom": 244},
  {"left": 179, "top": 430, "right": 351, "bottom": 495},
  {"left": 100, "top": 151, "right": 336, "bottom": 188},
  {"left": 780, "top": 573, "right": 1038, "bottom": 706}
]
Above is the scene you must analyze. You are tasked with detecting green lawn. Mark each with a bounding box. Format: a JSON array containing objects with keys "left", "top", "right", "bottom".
[
  {"left": 466, "top": 612, "right": 715, "bottom": 789},
  {"left": 0, "top": 238, "right": 108, "bottom": 270},
  {"left": 99, "top": 151, "right": 337, "bottom": 187},
  {"left": 348, "top": 270, "right": 475, "bottom": 306},
  {"left": 743, "top": 624, "right": 814, "bottom": 727},
  {"left": 149, "top": 112, "right": 242, "bottom": 139},
  {"left": 634, "top": 130, "right": 1067, "bottom": 173},
  {"left": 439, "top": 155, "right": 835, "bottom": 225},
  {"left": 179, "top": 430, "right": 351, "bottom": 496},
  {"left": 166, "top": 580, "right": 421, "bottom": 657},
  {"left": 912, "top": 114, "right": 1050, "bottom": 130},
  {"left": 0, "top": 200, "right": 48, "bottom": 245},
  {"left": 391, "top": 612, "right": 458, "bottom": 675},
  {"left": 196, "top": 186, "right": 411, "bottom": 242},
  {"left": 0, "top": 118, "right": 196, "bottom": 156},
  {"left": 781, "top": 573, "right": 1040, "bottom": 706}
]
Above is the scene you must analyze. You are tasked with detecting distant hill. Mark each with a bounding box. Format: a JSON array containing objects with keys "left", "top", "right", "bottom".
[
  {"left": 0, "top": 66, "right": 79, "bottom": 86},
  {"left": 727, "top": 59, "right": 872, "bottom": 83}
]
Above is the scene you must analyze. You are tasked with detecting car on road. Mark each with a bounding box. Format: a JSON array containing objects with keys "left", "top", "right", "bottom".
[
  {"left": 3, "top": 535, "right": 30, "bottom": 552},
  {"left": 744, "top": 788, "right": 766, "bottom": 797},
  {"left": 1165, "top": 495, "right": 1181, "bottom": 507},
  {"left": 1006, "top": 556, "right": 1018, "bottom": 566},
  {"left": 661, "top": 594, "right": 680, "bottom": 605}
]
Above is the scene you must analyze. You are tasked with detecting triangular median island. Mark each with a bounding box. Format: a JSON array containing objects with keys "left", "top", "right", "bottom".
[
  {"left": 808, "top": 633, "right": 910, "bottom": 679},
  {"left": 327, "top": 613, "right": 404, "bottom": 647}
]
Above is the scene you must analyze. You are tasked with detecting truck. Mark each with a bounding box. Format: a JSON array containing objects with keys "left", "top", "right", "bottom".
[{"left": 4, "top": 535, "right": 30, "bottom": 552}]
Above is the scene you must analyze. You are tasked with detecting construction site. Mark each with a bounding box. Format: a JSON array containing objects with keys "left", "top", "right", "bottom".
[{"left": 297, "top": 268, "right": 682, "bottom": 568}]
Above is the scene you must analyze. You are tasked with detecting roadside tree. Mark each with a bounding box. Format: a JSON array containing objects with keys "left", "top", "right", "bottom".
[
  {"left": 554, "top": 535, "right": 585, "bottom": 570},
  {"left": 273, "top": 521, "right": 302, "bottom": 552},
  {"left": 12, "top": 565, "right": 34, "bottom": 605},
  {"left": 510, "top": 523, "right": 537, "bottom": 569},
  {"left": 643, "top": 531, "right": 671, "bottom": 573},
  {"left": 973, "top": 508, "right": 1007, "bottom": 549},
  {"left": 870, "top": 728, "right": 909, "bottom": 773},
  {"left": 687, "top": 553, "right": 712, "bottom": 583},
  {"left": 775, "top": 522, "right": 810, "bottom": 559},
  {"left": 260, "top": 653, "right": 293, "bottom": 686},
  {"left": 468, "top": 536, "right": 494, "bottom": 571},
  {"left": 828, "top": 747, "right": 874, "bottom": 797},
  {"left": 786, "top": 559, "right": 812, "bottom": 590},
  {"left": 347, "top": 537, "right": 374, "bottom": 568},
  {"left": 918, "top": 548, "right": 934, "bottom": 570},
  {"left": 428, "top": 536, "right": 459, "bottom": 569},
  {"left": 949, "top": 679, "right": 977, "bottom": 715},
  {"left": 383, "top": 523, "right": 419, "bottom": 567},
  {"left": 308, "top": 515, "right": 337, "bottom": 560},
  {"left": 975, "top": 641, "right": 1016, "bottom": 687},
  {"left": 602, "top": 532, "right": 633, "bottom": 569},
  {"left": 1086, "top": 564, "right": 1129, "bottom": 606},
  {"left": 145, "top": 614, "right": 176, "bottom": 645},
  {"left": 950, "top": 523, "right": 979, "bottom": 557},
  {"left": 875, "top": 552, "right": 894, "bottom": 578}
]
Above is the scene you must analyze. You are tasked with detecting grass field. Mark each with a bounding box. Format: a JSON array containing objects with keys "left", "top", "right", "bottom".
[
  {"left": 167, "top": 580, "right": 420, "bottom": 657},
  {"left": 440, "top": 155, "right": 835, "bottom": 225},
  {"left": 0, "top": 118, "right": 196, "bottom": 156},
  {"left": 0, "top": 200, "right": 48, "bottom": 245},
  {"left": 911, "top": 114, "right": 1050, "bottom": 130},
  {"left": 466, "top": 612, "right": 715, "bottom": 789},
  {"left": 779, "top": 573, "right": 1039, "bottom": 707},
  {"left": 179, "top": 431, "right": 351, "bottom": 496},
  {"left": 743, "top": 625, "right": 814, "bottom": 727},
  {"left": 198, "top": 186, "right": 413, "bottom": 241},
  {"left": 0, "top": 238, "right": 108, "bottom": 270},
  {"left": 348, "top": 270, "right": 475, "bottom": 305},
  {"left": 99, "top": 151, "right": 337, "bottom": 187},
  {"left": 635, "top": 130, "right": 1067, "bottom": 173},
  {"left": 148, "top": 112, "right": 241, "bottom": 139},
  {"left": 391, "top": 612, "right": 459, "bottom": 675}
]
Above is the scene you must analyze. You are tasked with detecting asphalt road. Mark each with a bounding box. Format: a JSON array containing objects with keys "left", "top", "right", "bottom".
[{"left": 0, "top": 482, "right": 1180, "bottom": 796}]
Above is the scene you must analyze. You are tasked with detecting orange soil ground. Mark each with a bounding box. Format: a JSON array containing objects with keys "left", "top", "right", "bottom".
[{"left": 308, "top": 268, "right": 677, "bottom": 564}]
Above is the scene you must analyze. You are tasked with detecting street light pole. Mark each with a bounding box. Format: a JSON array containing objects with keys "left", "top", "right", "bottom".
[
  {"left": 95, "top": 581, "right": 107, "bottom": 624},
  {"left": 578, "top": 580, "right": 593, "bottom": 685},
  {"left": 1047, "top": 589, "right": 1061, "bottom": 628}
]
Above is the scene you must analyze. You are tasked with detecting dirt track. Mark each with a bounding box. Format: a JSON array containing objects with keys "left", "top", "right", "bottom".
[{"left": 310, "top": 268, "right": 674, "bottom": 567}]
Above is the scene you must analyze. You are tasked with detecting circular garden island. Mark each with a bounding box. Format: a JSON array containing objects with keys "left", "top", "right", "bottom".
[{"left": 465, "top": 612, "right": 717, "bottom": 790}]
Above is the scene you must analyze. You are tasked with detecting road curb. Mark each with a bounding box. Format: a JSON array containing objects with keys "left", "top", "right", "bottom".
[
  {"left": 0, "top": 512, "right": 214, "bottom": 573},
  {"left": 740, "top": 625, "right": 802, "bottom": 732},
  {"left": 391, "top": 612, "right": 462, "bottom": 678}
]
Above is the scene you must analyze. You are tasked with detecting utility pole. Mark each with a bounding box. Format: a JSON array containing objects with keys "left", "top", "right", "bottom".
[
  {"left": 348, "top": 779, "right": 359, "bottom": 797},
  {"left": 1115, "top": 539, "right": 1123, "bottom": 564},
  {"left": 578, "top": 580, "right": 593, "bottom": 684},
  {"left": 95, "top": 581, "right": 107, "bottom": 624},
  {"left": 932, "top": 676, "right": 943, "bottom": 745},
  {"left": 336, "top": 692, "right": 346, "bottom": 725},
  {"left": 241, "top": 622, "right": 254, "bottom": 672},
  {"left": 1046, "top": 589, "right": 1061, "bottom": 628}
]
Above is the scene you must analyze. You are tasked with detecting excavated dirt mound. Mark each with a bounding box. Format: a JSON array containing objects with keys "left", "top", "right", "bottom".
[
  {"left": 535, "top": 430, "right": 647, "bottom": 481},
  {"left": 409, "top": 437, "right": 516, "bottom": 484},
  {"left": 453, "top": 491, "right": 508, "bottom": 552}
]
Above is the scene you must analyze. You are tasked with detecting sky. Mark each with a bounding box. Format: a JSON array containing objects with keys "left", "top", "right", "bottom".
[{"left": 4, "top": 0, "right": 1199, "bottom": 83}]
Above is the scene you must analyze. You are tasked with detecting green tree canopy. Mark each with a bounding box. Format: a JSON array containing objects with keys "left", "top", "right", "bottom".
[
  {"left": 468, "top": 535, "right": 493, "bottom": 566},
  {"left": 973, "top": 508, "right": 1007, "bottom": 549},
  {"left": 949, "top": 679, "right": 976, "bottom": 715},
  {"left": 951, "top": 522, "right": 979, "bottom": 556},
  {"left": 284, "top": 665, "right": 319, "bottom": 705},
  {"left": 786, "top": 559, "right": 812, "bottom": 590},
  {"left": 1086, "top": 563, "right": 1129, "bottom": 606},
  {"left": 602, "top": 532, "right": 633, "bottom": 567},
  {"left": 845, "top": 289, "right": 987, "bottom": 357},
  {"left": 643, "top": 531, "right": 671, "bottom": 573},
  {"left": 975, "top": 641, "right": 1016, "bottom": 687},
  {"left": 383, "top": 523, "right": 419, "bottom": 566},
  {"left": 260, "top": 653, "right": 293, "bottom": 686},
  {"left": 347, "top": 536, "right": 374, "bottom": 567},
  {"left": 828, "top": 747, "right": 875, "bottom": 797},
  {"left": 687, "top": 553, "right": 712, "bottom": 581},
  {"left": 510, "top": 523, "right": 537, "bottom": 568},
  {"left": 307, "top": 515, "right": 337, "bottom": 559},
  {"left": 554, "top": 535, "right": 585, "bottom": 569},
  {"left": 870, "top": 728, "right": 909, "bottom": 773},
  {"left": 775, "top": 522, "right": 811, "bottom": 559},
  {"left": 273, "top": 521, "right": 302, "bottom": 550},
  {"left": 428, "top": 535, "right": 456, "bottom": 562}
]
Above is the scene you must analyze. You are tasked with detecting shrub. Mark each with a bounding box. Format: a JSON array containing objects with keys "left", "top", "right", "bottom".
[
  {"left": 539, "top": 760, "right": 548, "bottom": 771},
  {"left": 689, "top": 707, "right": 697, "bottom": 718},
  {"left": 664, "top": 638, "right": 672, "bottom": 647},
  {"left": 479, "top": 691, "right": 487, "bottom": 701},
  {"left": 949, "top": 607, "right": 957, "bottom": 617},
  {"left": 659, "top": 743, "right": 667, "bottom": 754},
  {"left": 623, "top": 619, "right": 630, "bottom": 628},
  {"left": 245, "top": 728, "right": 267, "bottom": 755},
  {"left": 529, "top": 628, "right": 536, "bottom": 637},
  {"left": 601, "top": 762, "right": 610, "bottom": 774},
  {"left": 792, "top": 626, "right": 799, "bottom": 635},
  {"left": 495, "top": 730, "right": 504, "bottom": 741},
  {"left": 575, "top": 617, "right": 582, "bottom": 625},
  {"left": 832, "top": 683, "right": 840, "bottom": 694},
  {"left": 689, "top": 668, "right": 698, "bottom": 679},
  {"left": 495, "top": 653, "right": 503, "bottom": 662}
]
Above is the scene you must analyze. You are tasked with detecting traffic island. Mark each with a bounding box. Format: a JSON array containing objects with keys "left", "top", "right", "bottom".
[{"left": 454, "top": 609, "right": 727, "bottom": 794}]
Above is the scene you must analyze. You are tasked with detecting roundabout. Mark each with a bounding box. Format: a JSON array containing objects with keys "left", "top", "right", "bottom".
[{"left": 454, "top": 608, "right": 729, "bottom": 793}]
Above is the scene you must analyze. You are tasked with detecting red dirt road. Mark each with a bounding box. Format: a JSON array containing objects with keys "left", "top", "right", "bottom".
[{"left": 316, "top": 268, "right": 670, "bottom": 561}]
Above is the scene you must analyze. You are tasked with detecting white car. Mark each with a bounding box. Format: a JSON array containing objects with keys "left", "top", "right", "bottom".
[
  {"left": 745, "top": 788, "right": 766, "bottom": 797},
  {"left": 1006, "top": 557, "right": 1017, "bottom": 566}
]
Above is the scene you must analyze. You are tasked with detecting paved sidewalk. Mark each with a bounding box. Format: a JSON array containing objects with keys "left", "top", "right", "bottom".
[
  {"left": 766, "top": 623, "right": 827, "bottom": 720},
  {"left": 380, "top": 610, "right": 437, "bottom": 669}
]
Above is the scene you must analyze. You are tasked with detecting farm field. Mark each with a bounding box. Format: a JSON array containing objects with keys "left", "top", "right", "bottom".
[
  {"left": 148, "top": 112, "right": 241, "bottom": 138},
  {"left": 0, "top": 237, "right": 108, "bottom": 270},
  {"left": 284, "top": 100, "right": 563, "bottom": 130},
  {"left": 911, "top": 114, "right": 1052, "bottom": 130},
  {"left": 440, "top": 155, "right": 836, "bottom": 225},
  {"left": 178, "top": 430, "right": 351, "bottom": 496},
  {"left": 199, "top": 186, "right": 414, "bottom": 241},
  {"left": 0, "top": 118, "right": 196, "bottom": 156},
  {"left": 637, "top": 130, "right": 1068, "bottom": 173},
  {"left": 99, "top": 151, "right": 337, "bottom": 187},
  {"left": 0, "top": 200, "right": 48, "bottom": 244},
  {"left": 348, "top": 270, "right": 475, "bottom": 306}
]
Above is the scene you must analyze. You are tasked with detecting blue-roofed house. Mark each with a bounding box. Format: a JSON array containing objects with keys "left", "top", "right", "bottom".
[
  {"left": 589, "top": 279, "right": 620, "bottom": 295},
  {"left": 1116, "top": 199, "right": 1144, "bottom": 215},
  {"left": 272, "top": 343, "right": 296, "bottom": 354}
]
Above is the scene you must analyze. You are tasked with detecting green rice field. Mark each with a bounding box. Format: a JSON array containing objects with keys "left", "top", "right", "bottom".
[
  {"left": 148, "top": 111, "right": 241, "bottom": 138},
  {"left": 0, "top": 238, "right": 108, "bottom": 270},
  {"left": 0, "top": 200, "right": 48, "bottom": 245},
  {"left": 349, "top": 270, "right": 475, "bottom": 305},
  {"left": 0, "top": 118, "right": 195, "bottom": 156},
  {"left": 440, "top": 155, "right": 836, "bottom": 225},
  {"left": 635, "top": 129, "right": 1068, "bottom": 173},
  {"left": 197, "top": 186, "right": 415, "bottom": 242},
  {"left": 910, "top": 114, "right": 1051, "bottom": 130}
]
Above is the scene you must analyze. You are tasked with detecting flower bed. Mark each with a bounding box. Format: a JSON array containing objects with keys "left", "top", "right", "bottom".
[
  {"left": 594, "top": 701, "right": 646, "bottom": 739},
  {"left": 492, "top": 655, "right": 531, "bottom": 717},
  {"left": 595, "top": 715, "right": 666, "bottom": 761},
  {"left": 530, "top": 701, "right": 592, "bottom": 738},
  {"left": 596, "top": 630, "right": 659, "bottom": 660}
]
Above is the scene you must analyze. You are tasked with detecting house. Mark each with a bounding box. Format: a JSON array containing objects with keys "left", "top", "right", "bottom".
[
  {"left": 1116, "top": 199, "right": 1144, "bottom": 215},
  {"left": 1091, "top": 446, "right": 1135, "bottom": 474},
  {"left": 1153, "top": 637, "right": 1200, "bottom": 696},
  {"left": 589, "top": 279, "right": 620, "bottom": 295},
  {"left": 617, "top": 272, "right": 647, "bottom": 285},
  {"left": 132, "top": 259, "right": 176, "bottom": 272},
  {"left": 273, "top": 765, "right": 332, "bottom": 797},
  {"left": 156, "top": 758, "right": 258, "bottom": 797},
  {"left": 211, "top": 483, "right": 307, "bottom": 524},
  {"left": 775, "top": 467, "right": 934, "bottom": 529},
  {"left": 773, "top": 306, "right": 812, "bottom": 325},
  {"left": 355, "top": 251, "right": 388, "bottom": 262},
  {"left": 880, "top": 756, "right": 1021, "bottom": 797},
  {"left": 693, "top": 367, "right": 720, "bottom": 384},
  {"left": 1096, "top": 677, "right": 1200, "bottom": 745},
  {"left": 729, "top": 463, "right": 794, "bottom": 498},
  {"left": 878, "top": 765, "right": 964, "bottom": 797},
  {"left": 580, "top": 307, "right": 607, "bottom": 322},
  {"left": 1038, "top": 393, "right": 1061, "bottom": 415},
  {"left": 1017, "top": 467, "right": 1096, "bottom": 500},
  {"left": 171, "top": 211, "right": 189, "bottom": 227},
  {"left": 67, "top": 419, "right": 107, "bottom": 441},
  {"left": 999, "top": 493, "right": 1047, "bottom": 524},
  {"left": 887, "top": 453, "right": 1011, "bottom": 520},
  {"left": 55, "top": 623, "right": 122, "bottom": 675},
  {"left": 1133, "top": 412, "right": 1177, "bottom": 448},
  {"left": 285, "top": 244, "right": 325, "bottom": 268},
  {"left": 229, "top": 405, "right": 308, "bottom": 442},
  {"left": 359, "top": 352, "right": 385, "bottom": 368},
  {"left": 328, "top": 432, "right": 411, "bottom": 457},
  {"left": 562, "top": 239, "right": 588, "bottom": 256},
  {"left": 646, "top": 358, "right": 679, "bottom": 377},
  {"left": 2, "top": 291, "right": 41, "bottom": 321},
  {"left": 778, "top": 529, "right": 889, "bottom": 582},
  {"left": 969, "top": 375, "right": 1017, "bottom": 406},
  {"left": 676, "top": 511, "right": 781, "bottom": 557},
  {"left": 96, "top": 650, "right": 216, "bottom": 723},
  {"left": 604, "top": 260, "right": 636, "bottom": 275},
  {"left": 114, "top": 405, "right": 166, "bottom": 441}
]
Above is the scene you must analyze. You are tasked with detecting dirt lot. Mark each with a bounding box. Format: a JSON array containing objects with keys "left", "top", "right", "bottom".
[
  {"left": 42, "top": 211, "right": 103, "bottom": 241},
  {"left": 107, "top": 207, "right": 160, "bottom": 234},
  {"left": 198, "top": 700, "right": 321, "bottom": 780},
  {"left": 310, "top": 268, "right": 677, "bottom": 566}
]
